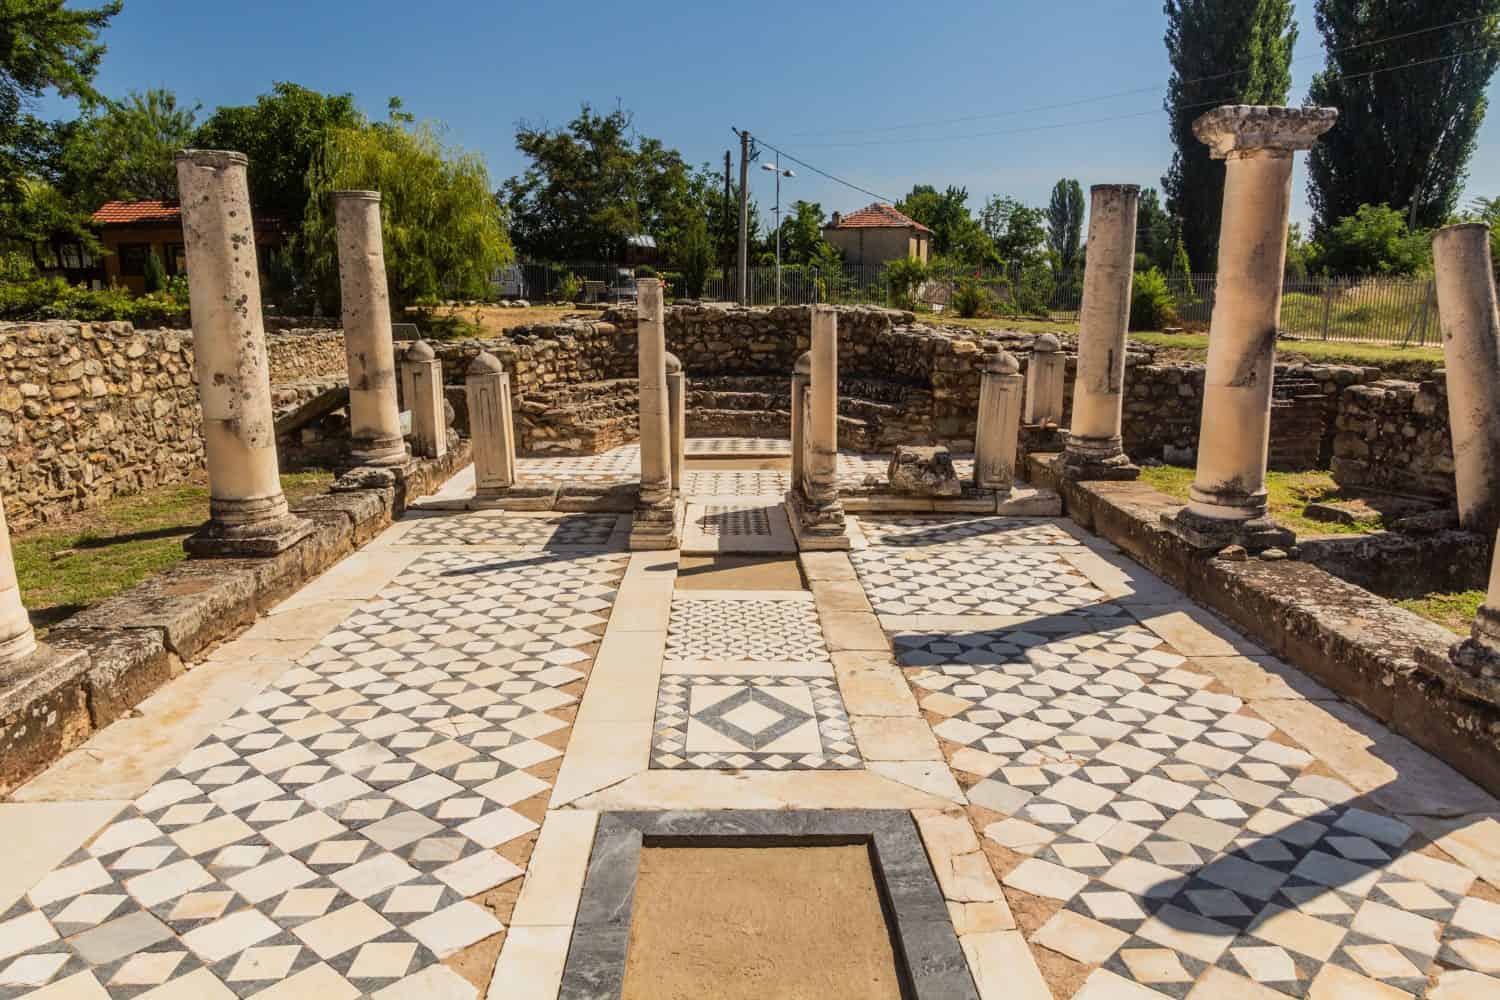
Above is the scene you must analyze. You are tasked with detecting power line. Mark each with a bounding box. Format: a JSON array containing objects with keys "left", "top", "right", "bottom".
[
  {"left": 789, "top": 14, "right": 1494, "bottom": 139},
  {"left": 744, "top": 133, "right": 898, "bottom": 205}
]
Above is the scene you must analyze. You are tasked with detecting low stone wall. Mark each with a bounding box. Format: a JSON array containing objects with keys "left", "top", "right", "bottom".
[
  {"left": 1331, "top": 376, "right": 1455, "bottom": 499},
  {"left": 267, "top": 329, "right": 347, "bottom": 382}
]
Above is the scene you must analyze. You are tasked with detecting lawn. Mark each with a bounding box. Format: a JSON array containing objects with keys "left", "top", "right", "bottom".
[
  {"left": 1136, "top": 464, "right": 1375, "bottom": 538},
  {"left": 1396, "top": 591, "right": 1483, "bottom": 637},
  {"left": 14, "top": 471, "right": 333, "bottom": 631},
  {"left": 1130, "top": 331, "right": 1445, "bottom": 378}
]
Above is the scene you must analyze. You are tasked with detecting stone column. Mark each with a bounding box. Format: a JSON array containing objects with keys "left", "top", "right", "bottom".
[
  {"left": 1061, "top": 185, "right": 1140, "bottom": 481},
  {"left": 1164, "top": 106, "right": 1337, "bottom": 552},
  {"left": 975, "top": 351, "right": 1023, "bottom": 494},
  {"left": 1023, "top": 333, "right": 1066, "bottom": 427},
  {"left": 631, "top": 279, "right": 681, "bottom": 548},
  {"left": 1432, "top": 223, "right": 1500, "bottom": 537},
  {"left": 1418, "top": 527, "right": 1500, "bottom": 695},
  {"left": 665, "top": 352, "right": 685, "bottom": 495},
  {"left": 466, "top": 352, "right": 516, "bottom": 503},
  {"left": 175, "top": 150, "right": 311, "bottom": 556},
  {"left": 0, "top": 498, "right": 36, "bottom": 666},
  {"left": 404, "top": 340, "right": 447, "bottom": 459},
  {"left": 790, "top": 351, "right": 811, "bottom": 490},
  {"left": 789, "top": 306, "right": 848, "bottom": 549},
  {"left": 333, "top": 191, "right": 409, "bottom": 469}
]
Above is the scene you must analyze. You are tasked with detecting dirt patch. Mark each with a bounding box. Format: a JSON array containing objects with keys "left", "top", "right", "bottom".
[
  {"left": 622, "top": 846, "right": 902, "bottom": 1000},
  {"left": 676, "top": 556, "right": 805, "bottom": 591}
]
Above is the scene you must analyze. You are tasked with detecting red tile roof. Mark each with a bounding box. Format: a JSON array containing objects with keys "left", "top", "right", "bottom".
[
  {"left": 91, "top": 200, "right": 181, "bottom": 225},
  {"left": 826, "top": 202, "right": 932, "bottom": 234}
]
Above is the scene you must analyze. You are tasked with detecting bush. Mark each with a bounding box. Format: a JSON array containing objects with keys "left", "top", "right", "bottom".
[
  {"left": 1308, "top": 204, "right": 1431, "bottom": 277},
  {"left": 1129, "top": 267, "right": 1178, "bottom": 331},
  {"left": 552, "top": 272, "right": 583, "bottom": 302},
  {"left": 143, "top": 251, "right": 168, "bottom": 294},
  {"left": 951, "top": 278, "right": 995, "bottom": 318},
  {"left": 633, "top": 264, "right": 658, "bottom": 278},
  {"left": 883, "top": 257, "right": 928, "bottom": 309},
  {"left": 0, "top": 276, "right": 190, "bottom": 326}
]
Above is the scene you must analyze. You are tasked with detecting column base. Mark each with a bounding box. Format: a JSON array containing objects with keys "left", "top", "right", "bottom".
[
  {"left": 348, "top": 437, "right": 412, "bottom": 469},
  {"left": 1415, "top": 636, "right": 1500, "bottom": 708},
  {"left": 185, "top": 512, "right": 315, "bottom": 558},
  {"left": 630, "top": 495, "right": 683, "bottom": 551},
  {"left": 1058, "top": 436, "right": 1139, "bottom": 482},
  {"left": 0, "top": 624, "right": 38, "bottom": 670},
  {"left": 1160, "top": 507, "right": 1295, "bottom": 554},
  {"left": 470, "top": 485, "right": 560, "bottom": 512},
  {"left": 787, "top": 489, "right": 850, "bottom": 551}
]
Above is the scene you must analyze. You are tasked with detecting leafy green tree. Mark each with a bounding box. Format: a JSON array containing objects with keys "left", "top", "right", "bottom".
[
  {"left": 194, "top": 82, "right": 360, "bottom": 227},
  {"left": 59, "top": 88, "right": 198, "bottom": 207},
  {"left": 142, "top": 248, "right": 166, "bottom": 292},
  {"left": 1464, "top": 196, "right": 1500, "bottom": 283},
  {"left": 304, "top": 111, "right": 513, "bottom": 308},
  {"left": 1306, "top": 203, "right": 1431, "bottom": 276},
  {"left": 1307, "top": 1, "right": 1500, "bottom": 233},
  {"left": 980, "top": 195, "right": 1048, "bottom": 270},
  {"left": 1135, "top": 187, "right": 1179, "bottom": 272},
  {"left": 899, "top": 184, "right": 993, "bottom": 264},
  {"left": 677, "top": 212, "right": 712, "bottom": 298},
  {"left": 1162, "top": 0, "right": 1297, "bottom": 270},
  {"left": 1046, "top": 179, "right": 1085, "bottom": 273}
]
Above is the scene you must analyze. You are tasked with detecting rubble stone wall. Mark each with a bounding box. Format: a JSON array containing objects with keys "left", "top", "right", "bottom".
[{"left": 1330, "top": 376, "right": 1456, "bottom": 499}]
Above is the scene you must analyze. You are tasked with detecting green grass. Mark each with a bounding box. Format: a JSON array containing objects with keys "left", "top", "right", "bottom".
[
  {"left": 1397, "top": 590, "right": 1483, "bottom": 636},
  {"left": 1129, "top": 331, "right": 1445, "bottom": 377},
  {"left": 15, "top": 471, "right": 333, "bottom": 631},
  {"left": 1136, "top": 465, "right": 1377, "bottom": 538}
]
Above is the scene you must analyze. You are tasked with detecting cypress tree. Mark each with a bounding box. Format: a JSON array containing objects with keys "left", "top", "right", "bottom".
[{"left": 1046, "top": 179, "right": 1085, "bottom": 274}]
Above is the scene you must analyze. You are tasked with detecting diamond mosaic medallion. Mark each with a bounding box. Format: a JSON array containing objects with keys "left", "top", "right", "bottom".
[
  {"left": 666, "top": 598, "right": 830, "bottom": 663},
  {"left": 651, "top": 675, "right": 859, "bottom": 769}
]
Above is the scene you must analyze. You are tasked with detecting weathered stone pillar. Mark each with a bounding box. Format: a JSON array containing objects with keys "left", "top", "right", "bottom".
[
  {"left": 333, "top": 191, "right": 409, "bottom": 469},
  {"left": 790, "top": 351, "right": 811, "bottom": 490},
  {"left": 1432, "top": 223, "right": 1500, "bottom": 536},
  {"left": 1417, "top": 528, "right": 1500, "bottom": 699},
  {"left": 403, "top": 340, "right": 446, "bottom": 459},
  {"left": 0, "top": 499, "right": 35, "bottom": 666},
  {"left": 1023, "top": 333, "right": 1066, "bottom": 427},
  {"left": 789, "top": 306, "right": 848, "bottom": 549},
  {"left": 466, "top": 352, "right": 516, "bottom": 502},
  {"left": 1164, "top": 106, "right": 1337, "bottom": 552},
  {"left": 1061, "top": 185, "right": 1140, "bottom": 481},
  {"left": 631, "top": 279, "right": 681, "bottom": 548},
  {"left": 175, "top": 150, "right": 312, "bottom": 556},
  {"left": 665, "top": 352, "right": 685, "bottom": 494},
  {"left": 975, "top": 351, "right": 1023, "bottom": 494}
]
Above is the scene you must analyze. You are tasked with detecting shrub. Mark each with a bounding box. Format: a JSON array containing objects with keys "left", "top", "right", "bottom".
[
  {"left": 883, "top": 257, "right": 928, "bottom": 309},
  {"left": 0, "top": 276, "right": 189, "bottom": 326},
  {"left": 553, "top": 272, "right": 583, "bottom": 302},
  {"left": 633, "top": 264, "right": 658, "bottom": 278},
  {"left": 1307, "top": 204, "right": 1430, "bottom": 277},
  {"left": 951, "top": 279, "right": 995, "bottom": 318},
  {"left": 1129, "top": 267, "right": 1178, "bottom": 331},
  {"left": 143, "top": 250, "right": 168, "bottom": 294}
]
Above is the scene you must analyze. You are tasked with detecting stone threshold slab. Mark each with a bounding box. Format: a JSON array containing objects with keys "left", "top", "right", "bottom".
[
  {"left": 558, "top": 809, "right": 977, "bottom": 1000},
  {"left": 660, "top": 660, "right": 834, "bottom": 676},
  {"left": 840, "top": 483, "right": 1061, "bottom": 517}
]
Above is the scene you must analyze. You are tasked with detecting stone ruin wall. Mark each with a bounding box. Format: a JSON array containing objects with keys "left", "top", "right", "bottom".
[{"left": 1330, "top": 376, "right": 1456, "bottom": 500}]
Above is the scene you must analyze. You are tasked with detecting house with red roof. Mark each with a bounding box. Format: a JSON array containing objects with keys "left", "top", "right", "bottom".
[{"left": 821, "top": 203, "right": 931, "bottom": 268}]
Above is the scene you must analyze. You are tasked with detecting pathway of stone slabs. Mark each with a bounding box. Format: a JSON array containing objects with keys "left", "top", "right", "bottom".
[{"left": 1, "top": 439, "right": 1498, "bottom": 999}]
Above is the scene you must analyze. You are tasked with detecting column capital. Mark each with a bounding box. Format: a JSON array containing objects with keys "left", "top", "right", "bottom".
[
  {"left": 332, "top": 190, "right": 382, "bottom": 203},
  {"left": 175, "top": 148, "right": 248, "bottom": 169},
  {"left": 1193, "top": 105, "right": 1337, "bottom": 159}
]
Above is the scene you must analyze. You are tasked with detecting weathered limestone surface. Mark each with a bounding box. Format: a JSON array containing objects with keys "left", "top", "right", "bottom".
[
  {"left": 888, "top": 446, "right": 962, "bottom": 497},
  {"left": 1332, "top": 377, "right": 1456, "bottom": 499},
  {"left": 974, "top": 352, "right": 1022, "bottom": 493}
]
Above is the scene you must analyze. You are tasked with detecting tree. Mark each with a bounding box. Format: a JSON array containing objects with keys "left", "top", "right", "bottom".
[
  {"left": 1046, "top": 179, "right": 1085, "bottom": 273},
  {"left": 1135, "top": 187, "right": 1179, "bottom": 272},
  {"left": 1307, "top": 2, "right": 1500, "bottom": 233},
  {"left": 980, "top": 195, "right": 1048, "bottom": 269},
  {"left": 304, "top": 110, "right": 513, "bottom": 308},
  {"left": 1162, "top": 0, "right": 1296, "bottom": 270},
  {"left": 1306, "top": 203, "right": 1431, "bottom": 276},
  {"left": 677, "top": 212, "right": 712, "bottom": 298},
  {"left": 59, "top": 88, "right": 198, "bottom": 207},
  {"left": 898, "top": 184, "right": 993, "bottom": 264},
  {"left": 194, "top": 82, "right": 361, "bottom": 228}
]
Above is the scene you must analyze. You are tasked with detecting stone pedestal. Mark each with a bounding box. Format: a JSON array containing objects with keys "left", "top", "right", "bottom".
[
  {"left": 466, "top": 352, "right": 551, "bottom": 509},
  {"left": 1061, "top": 185, "right": 1141, "bottom": 483},
  {"left": 1023, "top": 333, "right": 1065, "bottom": 427},
  {"left": 1163, "top": 106, "right": 1337, "bottom": 552},
  {"left": 790, "top": 351, "right": 811, "bottom": 491},
  {"left": 403, "top": 340, "right": 447, "bottom": 460},
  {"left": 333, "top": 191, "right": 410, "bottom": 470},
  {"left": 631, "top": 279, "right": 682, "bottom": 549},
  {"left": 666, "top": 352, "right": 685, "bottom": 495},
  {"left": 789, "top": 306, "right": 849, "bottom": 550},
  {"left": 1432, "top": 223, "right": 1500, "bottom": 537},
  {"left": 0, "top": 497, "right": 35, "bottom": 667},
  {"left": 175, "top": 150, "right": 312, "bottom": 557},
  {"left": 975, "top": 351, "right": 1023, "bottom": 495}
]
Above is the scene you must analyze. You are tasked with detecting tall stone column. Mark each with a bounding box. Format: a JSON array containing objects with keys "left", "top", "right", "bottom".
[
  {"left": 466, "top": 352, "right": 517, "bottom": 502},
  {"left": 404, "top": 340, "right": 447, "bottom": 459},
  {"left": 1061, "top": 185, "right": 1140, "bottom": 481},
  {"left": 631, "top": 279, "right": 681, "bottom": 549},
  {"left": 790, "top": 351, "right": 811, "bottom": 490},
  {"left": 1023, "top": 333, "right": 1065, "bottom": 427},
  {"left": 975, "top": 351, "right": 1023, "bottom": 494},
  {"left": 176, "top": 150, "right": 311, "bottom": 556},
  {"left": 333, "top": 191, "right": 410, "bottom": 469},
  {"left": 665, "top": 352, "right": 685, "bottom": 495},
  {"left": 1164, "top": 106, "right": 1337, "bottom": 552},
  {"left": 789, "top": 306, "right": 848, "bottom": 549},
  {"left": 1432, "top": 223, "right": 1500, "bottom": 537},
  {"left": 0, "top": 499, "right": 36, "bottom": 666}
]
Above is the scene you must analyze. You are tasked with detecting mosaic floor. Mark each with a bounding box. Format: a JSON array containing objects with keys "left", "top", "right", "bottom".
[{"left": 4, "top": 442, "right": 1497, "bottom": 1000}]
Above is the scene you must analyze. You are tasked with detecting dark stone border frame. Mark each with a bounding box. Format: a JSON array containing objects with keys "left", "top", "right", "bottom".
[{"left": 559, "top": 809, "right": 978, "bottom": 1000}]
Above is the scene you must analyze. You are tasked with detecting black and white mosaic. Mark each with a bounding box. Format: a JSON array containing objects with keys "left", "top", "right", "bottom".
[
  {"left": 397, "top": 512, "right": 624, "bottom": 549},
  {"left": 665, "top": 598, "right": 831, "bottom": 663},
  {"left": 853, "top": 546, "right": 1106, "bottom": 617},
  {"left": 650, "top": 675, "right": 859, "bottom": 770}
]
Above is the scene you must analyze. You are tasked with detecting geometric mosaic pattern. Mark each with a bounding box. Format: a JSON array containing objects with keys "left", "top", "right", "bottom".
[
  {"left": 680, "top": 470, "right": 790, "bottom": 497},
  {"left": 665, "top": 598, "right": 831, "bottom": 663},
  {"left": 516, "top": 446, "right": 639, "bottom": 485},
  {"left": 650, "top": 674, "right": 859, "bottom": 770},
  {"left": 685, "top": 437, "right": 790, "bottom": 456},
  {"left": 397, "top": 512, "right": 623, "bottom": 549},
  {"left": 852, "top": 545, "right": 1107, "bottom": 616},
  {"left": 855, "top": 515, "right": 1081, "bottom": 549},
  {"left": 694, "top": 505, "right": 772, "bottom": 537},
  {"left": 0, "top": 548, "right": 626, "bottom": 997}
]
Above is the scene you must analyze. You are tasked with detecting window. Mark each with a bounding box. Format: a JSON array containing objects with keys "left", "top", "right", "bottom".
[
  {"left": 166, "top": 243, "right": 187, "bottom": 275},
  {"left": 117, "top": 243, "right": 152, "bottom": 277},
  {"left": 58, "top": 243, "right": 93, "bottom": 270}
]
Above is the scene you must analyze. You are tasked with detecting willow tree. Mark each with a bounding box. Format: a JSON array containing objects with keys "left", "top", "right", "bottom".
[
  {"left": 304, "top": 109, "right": 512, "bottom": 309},
  {"left": 1307, "top": 1, "right": 1500, "bottom": 233},
  {"left": 1162, "top": 0, "right": 1297, "bottom": 269}
]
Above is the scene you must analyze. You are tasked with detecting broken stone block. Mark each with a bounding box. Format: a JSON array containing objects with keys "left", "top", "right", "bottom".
[{"left": 888, "top": 446, "right": 962, "bottom": 497}]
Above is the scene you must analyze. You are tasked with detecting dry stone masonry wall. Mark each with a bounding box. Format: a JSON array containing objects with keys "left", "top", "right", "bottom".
[{"left": 1332, "top": 376, "right": 1456, "bottom": 499}]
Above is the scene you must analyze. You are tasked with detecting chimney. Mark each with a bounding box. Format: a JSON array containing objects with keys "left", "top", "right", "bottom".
[{"left": 830, "top": 211, "right": 841, "bottom": 227}]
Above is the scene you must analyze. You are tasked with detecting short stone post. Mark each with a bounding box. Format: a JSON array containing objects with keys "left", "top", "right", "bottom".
[
  {"left": 1431, "top": 223, "right": 1500, "bottom": 537},
  {"left": 0, "top": 498, "right": 35, "bottom": 666},
  {"left": 175, "top": 150, "right": 312, "bottom": 556},
  {"left": 466, "top": 352, "right": 516, "bottom": 503},
  {"left": 790, "top": 351, "right": 811, "bottom": 490},
  {"left": 1418, "top": 528, "right": 1500, "bottom": 697},
  {"left": 403, "top": 340, "right": 447, "bottom": 460},
  {"left": 333, "top": 191, "right": 410, "bottom": 470},
  {"left": 789, "top": 306, "right": 848, "bottom": 549},
  {"left": 631, "top": 279, "right": 681, "bottom": 548},
  {"left": 1060, "top": 185, "right": 1140, "bottom": 481},
  {"left": 975, "top": 351, "right": 1023, "bottom": 495},
  {"left": 665, "top": 352, "right": 685, "bottom": 494},
  {"left": 1023, "top": 333, "right": 1066, "bottom": 427},
  {"left": 1163, "top": 106, "right": 1337, "bottom": 552}
]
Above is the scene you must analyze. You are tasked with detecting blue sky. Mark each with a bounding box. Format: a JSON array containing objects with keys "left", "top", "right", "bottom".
[{"left": 40, "top": 0, "right": 1500, "bottom": 229}]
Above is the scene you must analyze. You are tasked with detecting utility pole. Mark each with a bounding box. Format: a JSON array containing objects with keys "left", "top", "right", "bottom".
[
  {"left": 722, "top": 150, "right": 732, "bottom": 298},
  {"left": 737, "top": 129, "right": 751, "bottom": 305}
]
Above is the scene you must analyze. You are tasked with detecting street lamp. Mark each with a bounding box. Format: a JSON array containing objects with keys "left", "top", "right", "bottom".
[{"left": 761, "top": 156, "right": 796, "bottom": 305}]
